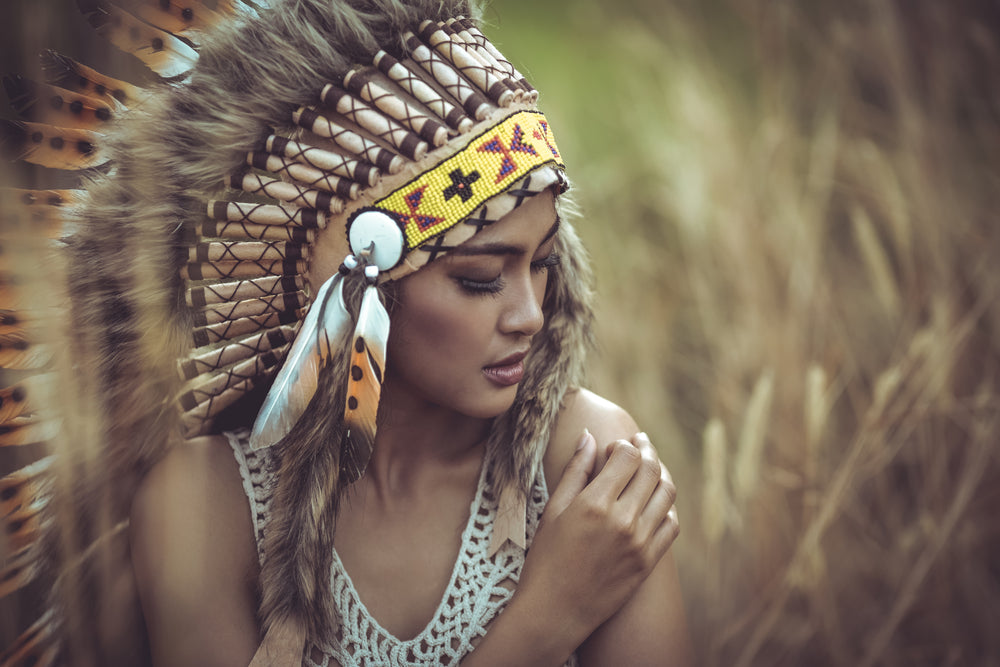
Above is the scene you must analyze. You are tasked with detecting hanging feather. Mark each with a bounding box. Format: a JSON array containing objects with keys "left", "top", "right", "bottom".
[
  {"left": 2, "top": 76, "right": 116, "bottom": 131},
  {"left": 40, "top": 50, "right": 145, "bottom": 109},
  {"left": 0, "top": 382, "right": 31, "bottom": 425},
  {"left": 341, "top": 283, "right": 389, "bottom": 482},
  {"left": 126, "top": 0, "right": 226, "bottom": 37},
  {"left": 0, "top": 544, "right": 43, "bottom": 599},
  {"left": 0, "top": 336, "right": 50, "bottom": 371},
  {"left": 0, "top": 456, "right": 53, "bottom": 518},
  {"left": 78, "top": 0, "right": 199, "bottom": 79},
  {"left": 3, "top": 189, "right": 80, "bottom": 239},
  {"left": 0, "top": 611, "right": 58, "bottom": 667},
  {"left": 0, "top": 120, "right": 105, "bottom": 170},
  {"left": 205, "top": 0, "right": 238, "bottom": 15},
  {"left": 249, "top": 273, "right": 349, "bottom": 450}
]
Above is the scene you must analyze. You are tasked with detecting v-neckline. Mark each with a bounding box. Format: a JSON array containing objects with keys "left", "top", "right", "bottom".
[{"left": 328, "top": 454, "right": 490, "bottom": 646}]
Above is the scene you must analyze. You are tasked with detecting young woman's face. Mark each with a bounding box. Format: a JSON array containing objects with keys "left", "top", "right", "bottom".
[{"left": 385, "top": 188, "right": 560, "bottom": 419}]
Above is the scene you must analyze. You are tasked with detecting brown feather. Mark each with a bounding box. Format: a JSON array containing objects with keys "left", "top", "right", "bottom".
[
  {"left": 341, "top": 285, "right": 388, "bottom": 483},
  {"left": 2, "top": 502, "right": 44, "bottom": 552},
  {"left": 0, "top": 416, "right": 59, "bottom": 447},
  {"left": 126, "top": 0, "right": 226, "bottom": 36},
  {"left": 0, "top": 545, "right": 42, "bottom": 600},
  {"left": 0, "top": 119, "right": 105, "bottom": 170},
  {"left": 3, "top": 76, "right": 116, "bottom": 131},
  {"left": 0, "top": 338, "right": 50, "bottom": 371},
  {"left": 0, "top": 612, "right": 57, "bottom": 667},
  {"left": 0, "top": 383, "right": 31, "bottom": 424},
  {"left": 79, "top": 0, "right": 199, "bottom": 78},
  {"left": 0, "top": 189, "right": 79, "bottom": 239},
  {"left": 0, "top": 456, "right": 52, "bottom": 518},
  {"left": 40, "top": 50, "right": 145, "bottom": 108}
]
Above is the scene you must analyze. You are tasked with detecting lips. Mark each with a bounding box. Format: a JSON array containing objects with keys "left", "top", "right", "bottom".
[{"left": 482, "top": 350, "right": 528, "bottom": 387}]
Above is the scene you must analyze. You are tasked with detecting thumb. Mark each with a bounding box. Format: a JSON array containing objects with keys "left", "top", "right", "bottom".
[{"left": 544, "top": 429, "right": 596, "bottom": 520}]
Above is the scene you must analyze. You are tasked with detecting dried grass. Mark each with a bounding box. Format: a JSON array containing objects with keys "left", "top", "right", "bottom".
[
  {"left": 0, "top": 0, "right": 997, "bottom": 663},
  {"left": 496, "top": 0, "right": 1000, "bottom": 663}
]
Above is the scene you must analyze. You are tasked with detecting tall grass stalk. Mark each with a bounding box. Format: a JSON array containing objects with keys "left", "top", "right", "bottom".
[{"left": 496, "top": 0, "right": 1000, "bottom": 663}]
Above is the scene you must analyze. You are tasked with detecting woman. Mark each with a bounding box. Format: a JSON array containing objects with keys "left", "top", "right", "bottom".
[
  {"left": 130, "top": 190, "right": 691, "bottom": 665},
  {"left": 26, "top": 0, "right": 690, "bottom": 664}
]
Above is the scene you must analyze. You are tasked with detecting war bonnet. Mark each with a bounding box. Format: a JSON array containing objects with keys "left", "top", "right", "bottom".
[{"left": 1, "top": 0, "right": 594, "bottom": 657}]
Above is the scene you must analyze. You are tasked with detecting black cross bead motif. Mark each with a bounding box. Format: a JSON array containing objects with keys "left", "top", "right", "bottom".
[{"left": 442, "top": 168, "right": 481, "bottom": 203}]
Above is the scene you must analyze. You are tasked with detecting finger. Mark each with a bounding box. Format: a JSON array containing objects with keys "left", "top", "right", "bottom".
[
  {"left": 648, "top": 506, "right": 681, "bottom": 560},
  {"left": 631, "top": 432, "right": 677, "bottom": 496},
  {"left": 588, "top": 440, "right": 642, "bottom": 503},
  {"left": 634, "top": 478, "right": 676, "bottom": 542},
  {"left": 545, "top": 430, "right": 597, "bottom": 519},
  {"left": 616, "top": 442, "right": 662, "bottom": 517}
]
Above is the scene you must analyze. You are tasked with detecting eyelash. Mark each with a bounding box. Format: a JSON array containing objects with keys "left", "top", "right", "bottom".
[{"left": 457, "top": 252, "right": 562, "bottom": 295}]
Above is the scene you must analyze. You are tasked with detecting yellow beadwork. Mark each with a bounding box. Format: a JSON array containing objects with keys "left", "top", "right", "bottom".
[{"left": 374, "top": 110, "right": 563, "bottom": 249}]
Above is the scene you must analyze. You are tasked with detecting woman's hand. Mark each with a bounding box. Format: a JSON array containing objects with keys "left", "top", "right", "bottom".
[{"left": 516, "top": 430, "right": 680, "bottom": 649}]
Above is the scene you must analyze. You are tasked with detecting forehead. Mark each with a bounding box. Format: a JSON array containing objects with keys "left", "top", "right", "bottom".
[{"left": 457, "top": 188, "right": 557, "bottom": 248}]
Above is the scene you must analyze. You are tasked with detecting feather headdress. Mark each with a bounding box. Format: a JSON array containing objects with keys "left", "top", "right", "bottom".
[{"left": 0, "top": 0, "right": 593, "bottom": 662}]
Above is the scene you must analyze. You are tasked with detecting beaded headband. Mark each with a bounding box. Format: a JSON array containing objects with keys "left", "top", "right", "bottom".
[{"left": 173, "top": 19, "right": 566, "bottom": 439}]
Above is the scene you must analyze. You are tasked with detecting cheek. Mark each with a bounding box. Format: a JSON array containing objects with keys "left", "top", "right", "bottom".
[{"left": 387, "top": 284, "right": 487, "bottom": 376}]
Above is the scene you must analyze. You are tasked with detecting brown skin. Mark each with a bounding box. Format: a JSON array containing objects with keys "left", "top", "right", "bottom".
[{"left": 131, "top": 191, "right": 691, "bottom": 666}]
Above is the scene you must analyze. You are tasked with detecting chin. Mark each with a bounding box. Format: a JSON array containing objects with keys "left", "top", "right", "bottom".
[{"left": 458, "top": 386, "right": 519, "bottom": 420}]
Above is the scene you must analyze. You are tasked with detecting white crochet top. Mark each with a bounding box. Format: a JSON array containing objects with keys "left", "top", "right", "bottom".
[{"left": 225, "top": 430, "right": 579, "bottom": 667}]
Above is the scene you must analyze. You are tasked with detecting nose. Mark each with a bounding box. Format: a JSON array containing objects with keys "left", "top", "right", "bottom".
[{"left": 498, "top": 271, "right": 545, "bottom": 337}]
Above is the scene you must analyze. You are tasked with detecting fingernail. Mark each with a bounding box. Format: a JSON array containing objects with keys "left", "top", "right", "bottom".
[{"left": 576, "top": 428, "right": 591, "bottom": 451}]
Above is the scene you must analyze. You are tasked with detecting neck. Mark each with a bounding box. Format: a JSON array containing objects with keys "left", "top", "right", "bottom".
[{"left": 364, "top": 376, "right": 490, "bottom": 494}]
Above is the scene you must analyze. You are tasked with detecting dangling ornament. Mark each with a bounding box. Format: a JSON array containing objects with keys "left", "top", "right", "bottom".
[
  {"left": 249, "top": 272, "right": 349, "bottom": 450},
  {"left": 339, "top": 209, "right": 403, "bottom": 481}
]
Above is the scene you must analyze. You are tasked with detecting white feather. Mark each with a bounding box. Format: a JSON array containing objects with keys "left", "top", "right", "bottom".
[
  {"left": 249, "top": 273, "right": 348, "bottom": 450},
  {"left": 354, "top": 285, "right": 390, "bottom": 367}
]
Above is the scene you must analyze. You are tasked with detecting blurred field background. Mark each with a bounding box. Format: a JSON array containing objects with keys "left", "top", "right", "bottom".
[
  {"left": 489, "top": 0, "right": 1000, "bottom": 665},
  {"left": 2, "top": 0, "right": 999, "bottom": 665}
]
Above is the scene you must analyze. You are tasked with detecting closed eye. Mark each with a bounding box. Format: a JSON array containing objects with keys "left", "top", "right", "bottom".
[
  {"left": 457, "top": 275, "right": 505, "bottom": 295},
  {"left": 531, "top": 252, "right": 561, "bottom": 273}
]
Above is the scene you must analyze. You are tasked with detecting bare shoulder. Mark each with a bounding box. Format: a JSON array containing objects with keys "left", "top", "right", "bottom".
[
  {"left": 130, "top": 434, "right": 260, "bottom": 665},
  {"left": 131, "top": 433, "right": 257, "bottom": 583},
  {"left": 543, "top": 388, "right": 640, "bottom": 490}
]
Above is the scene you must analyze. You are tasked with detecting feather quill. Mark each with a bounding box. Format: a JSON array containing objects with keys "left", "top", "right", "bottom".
[
  {"left": 342, "top": 284, "right": 389, "bottom": 482},
  {"left": 249, "top": 273, "right": 348, "bottom": 450}
]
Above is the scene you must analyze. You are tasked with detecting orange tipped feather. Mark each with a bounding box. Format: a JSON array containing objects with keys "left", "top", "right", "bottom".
[
  {"left": 130, "top": 0, "right": 226, "bottom": 36},
  {"left": 80, "top": 1, "right": 199, "bottom": 78},
  {"left": 0, "top": 120, "right": 105, "bottom": 170},
  {"left": 3, "top": 76, "right": 115, "bottom": 131},
  {"left": 41, "top": 50, "right": 145, "bottom": 108},
  {"left": 342, "top": 284, "right": 388, "bottom": 482}
]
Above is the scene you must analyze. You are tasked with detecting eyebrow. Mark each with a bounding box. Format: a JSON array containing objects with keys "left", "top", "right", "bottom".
[{"left": 451, "top": 216, "right": 561, "bottom": 257}]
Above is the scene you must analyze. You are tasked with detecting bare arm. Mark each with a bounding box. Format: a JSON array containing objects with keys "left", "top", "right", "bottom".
[
  {"left": 130, "top": 435, "right": 261, "bottom": 667},
  {"left": 463, "top": 390, "right": 690, "bottom": 666},
  {"left": 557, "top": 392, "right": 692, "bottom": 666}
]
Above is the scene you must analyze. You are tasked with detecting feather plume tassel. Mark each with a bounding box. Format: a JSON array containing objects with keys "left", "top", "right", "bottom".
[
  {"left": 249, "top": 272, "right": 349, "bottom": 450},
  {"left": 341, "top": 282, "right": 389, "bottom": 482}
]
